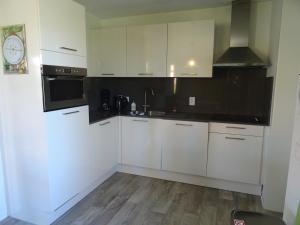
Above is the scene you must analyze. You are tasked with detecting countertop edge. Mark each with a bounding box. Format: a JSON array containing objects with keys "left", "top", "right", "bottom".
[{"left": 89, "top": 114, "right": 269, "bottom": 127}]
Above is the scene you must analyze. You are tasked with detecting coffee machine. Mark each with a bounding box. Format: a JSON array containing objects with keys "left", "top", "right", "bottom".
[
  {"left": 100, "top": 89, "right": 111, "bottom": 111},
  {"left": 113, "top": 95, "right": 129, "bottom": 113}
]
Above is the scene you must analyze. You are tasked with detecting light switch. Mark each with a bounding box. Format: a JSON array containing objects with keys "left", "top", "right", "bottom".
[{"left": 189, "top": 97, "right": 196, "bottom": 106}]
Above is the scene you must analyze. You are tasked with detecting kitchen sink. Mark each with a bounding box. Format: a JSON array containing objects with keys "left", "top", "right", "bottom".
[{"left": 148, "top": 111, "right": 166, "bottom": 117}]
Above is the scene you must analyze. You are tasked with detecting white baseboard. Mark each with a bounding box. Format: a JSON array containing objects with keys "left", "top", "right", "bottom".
[{"left": 118, "top": 164, "right": 262, "bottom": 195}]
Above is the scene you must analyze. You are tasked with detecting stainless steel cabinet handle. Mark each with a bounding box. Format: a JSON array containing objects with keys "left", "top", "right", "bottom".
[
  {"left": 226, "top": 126, "right": 246, "bottom": 130},
  {"left": 225, "top": 137, "right": 246, "bottom": 141},
  {"left": 181, "top": 73, "right": 198, "bottom": 76},
  {"left": 132, "top": 119, "right": 149, "bottom": 122},
  {"left": 46, "top": 77, "right": 56, "bottom": 81},
  {"left": 101, "top": 73, "right": 115, "bottom": 76},
  {"left": 99, "top": 121, "right": 111, "bottom": 126},
  {"left": 60, "top": 47, "right": 78, "bottom": 52},
  {"left": 176, "top": 123, "right": 193, "bottom": 127},
  {"left": 138, "top": 73, "right": 153, "bottom": 76},
  {"left": 63, "top": 110, "right": 79, "bottom": 115}
]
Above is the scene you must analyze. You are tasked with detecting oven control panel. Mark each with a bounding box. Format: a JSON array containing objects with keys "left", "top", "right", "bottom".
[{"left": 41, "top": 65, "right": 87, "bottom": 76}]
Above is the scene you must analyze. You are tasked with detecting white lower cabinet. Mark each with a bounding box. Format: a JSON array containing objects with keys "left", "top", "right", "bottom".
[
  {"left": 162, "top": 120, "right": 208, "bottom": 176},
  {"left": 45, "top": 106, "right": 90, "bottom": 211},
  {"left": 90, "top": 118, "right": 118, "bottom": 182},
  {"left": 207, "top": 131, "right": 263, "bottom": 185},
  {"left": 121, "top": 117, "right": 162, "bottom": 169}
]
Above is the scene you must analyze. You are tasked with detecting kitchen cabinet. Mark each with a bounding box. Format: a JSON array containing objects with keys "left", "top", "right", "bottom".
[
  {"left": 207, "top": 123, "right": 263, "bottom": 185},
  {"left": 89, "top": 27, "right": 126, "bottom": 77},
  {"left": 89, "top": 118, "right": 118, "bottom": 181},
  {"left": 167, "top": 20, "right": 215, "bottom": 77},
  {"left": 45, "top": 106, "right": 90, "bottom": 211},
  {"left": 162, "top": 120, "right": 208, "bottom": 176},
  {"left": 39, "top": 0, "right": 86, "bottom": 57},
  {"left": 121, "top": 117, "right": 162, "bottom": 169},
  {"left": 209, "top": 123, "right": 264, "bottom": 136},
  {"left": 127, "top": 24, "right": 167, "bottom": 77}
]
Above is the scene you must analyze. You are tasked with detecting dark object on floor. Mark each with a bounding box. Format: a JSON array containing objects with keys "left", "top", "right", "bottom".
[{"left": 231, "top": 210, "right": 286, "bottom": 225}]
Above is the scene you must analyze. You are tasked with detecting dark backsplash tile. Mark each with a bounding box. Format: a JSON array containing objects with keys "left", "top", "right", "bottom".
[{"left": 85, "top": 68, "right": 273, "bottom": 124}]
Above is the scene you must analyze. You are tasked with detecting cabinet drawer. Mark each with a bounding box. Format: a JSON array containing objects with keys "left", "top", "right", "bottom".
[
  {"left": 209, "top": 123, "right": 264, "bottom": 137},
  {"left": 207, "top": 133, "right": 263, "bottom": 185}
]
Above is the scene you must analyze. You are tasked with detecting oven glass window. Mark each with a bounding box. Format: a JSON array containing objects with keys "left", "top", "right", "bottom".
[{"left": 49, "top": 79, "right": 83, "bottom": 101}]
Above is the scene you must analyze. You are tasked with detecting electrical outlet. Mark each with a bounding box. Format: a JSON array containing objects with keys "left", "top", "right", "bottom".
[{"left": 189, "top": 97, "right": 196, "bottom": 106}]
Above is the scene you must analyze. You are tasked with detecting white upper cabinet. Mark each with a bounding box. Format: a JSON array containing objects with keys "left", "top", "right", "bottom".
[
  {"left": 39, "top": 0, "right": 86, "bottom": 57},
  {"left": 89, "top": 27, "right": 126, "bottom": 77},
  {"left": 162, "top": 120, "right": 208, "bottom": 176},
  {"left": 126, "top": 24, "right": 167, "bottom": 77},
  {"left": 167, "top": 20, "right": 215, "bottom": 77}
]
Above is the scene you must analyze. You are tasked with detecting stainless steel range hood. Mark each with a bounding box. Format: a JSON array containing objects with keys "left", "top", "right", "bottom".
[{"left": 214, "top": 0, "right": 269, "bottom": 67}]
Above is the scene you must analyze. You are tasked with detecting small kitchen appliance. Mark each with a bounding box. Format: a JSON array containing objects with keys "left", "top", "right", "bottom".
[
  {"left": 41, "top": 65, "right": 87, "bottom": 112},
  {"left": 100, "top": 89, "right": 111, "bottom": 111},
  {"left": 113, "top": 95, "right": 129, "bottom": 113}
]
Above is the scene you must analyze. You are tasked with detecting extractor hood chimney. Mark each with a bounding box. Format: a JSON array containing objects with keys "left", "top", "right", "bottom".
[{"left": 214, "top": 0, "right": 269, "bottom": 67}]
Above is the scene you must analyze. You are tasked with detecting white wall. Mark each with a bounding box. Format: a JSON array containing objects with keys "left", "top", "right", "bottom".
[
  {"left": 282, "top": 1, "right": 300, "bottom": 223},
  {"left": 0, "top": 4, "right": 8, "bottom": 222},
  {"left": 0, "top": 118, "right": 7, "bottom": 220},
  {"left": 249, "top": 1, "right": 272, "bottom": 63},
  {"left": 0, "top": 0, "right": 50, "bottom": 219},
  {"left": 284, "top": 78, "right": 300, "bottom": 225},
  {"left": 261, "top": 0, "right": 300, "bottom": 212}
]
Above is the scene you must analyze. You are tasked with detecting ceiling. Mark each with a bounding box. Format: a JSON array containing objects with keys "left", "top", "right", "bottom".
[{"left": 75, "top": 0, "right": 233, "bottom": 19}]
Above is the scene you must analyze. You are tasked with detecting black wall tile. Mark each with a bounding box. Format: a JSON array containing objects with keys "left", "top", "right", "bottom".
[{"left": 85, "top": 68, "right": 273, "bottom": 122}]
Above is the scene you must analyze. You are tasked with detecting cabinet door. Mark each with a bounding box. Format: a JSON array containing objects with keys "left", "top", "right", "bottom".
[
  {"left": 45, "top": 106, "right": 90, "bottom": 211},
  {"left": 162, "top": 120, "right": 208, "bottom": 176},
  {"left": 88, "top": 27, "right": 126, "bottom": 77},
  {"left": 39, "top": 0, "right": 86, "bottom": 57},
  {"left": 207, "top": 133, "right": 263, "bottom": 184},
  {"left": 90, "top": 118, "right": 118, "bottom": 181},
  {"left": 127, "top": 24, "right": 167, "bottom": 77},
  {"left": 121, "top": 117, "right": 162, "bottom": 169},
  {"left": 167, "top": 20, "right": 214, "bottom": 77}
]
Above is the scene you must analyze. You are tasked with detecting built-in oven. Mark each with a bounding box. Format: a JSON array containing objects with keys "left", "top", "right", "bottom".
[{"left": 42, "top": 65, "right": 87, "bottom": 112}]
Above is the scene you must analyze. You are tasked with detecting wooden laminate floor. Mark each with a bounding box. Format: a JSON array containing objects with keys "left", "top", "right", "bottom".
[{"left": 1, "top": 172, "right": 281, "bottom": 225}]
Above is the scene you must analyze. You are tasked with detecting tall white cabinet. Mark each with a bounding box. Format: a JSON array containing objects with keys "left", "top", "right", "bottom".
[
  {"left": 126, "top": 24, "right": 167, "bottom": 77},
  {"left": 39, "top": 0, "right": 87, "bottom": 67},
  {"left": 45, "top": 106, "right": 90, "bottom": 211},
  {"left": 167, "top": 20, "right": 215, "bottom": 77}
]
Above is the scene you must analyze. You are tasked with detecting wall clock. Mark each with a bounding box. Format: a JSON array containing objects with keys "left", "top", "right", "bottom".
[{"left": 1, "top": 24, "right": 28, "bottom": 74}]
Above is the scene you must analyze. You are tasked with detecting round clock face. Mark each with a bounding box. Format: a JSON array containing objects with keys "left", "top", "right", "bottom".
[{"left": 2, "top": 35, "right": 25, "bottom": 65}]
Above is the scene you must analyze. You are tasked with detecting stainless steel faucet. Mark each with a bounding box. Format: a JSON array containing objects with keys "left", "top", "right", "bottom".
[{"left": 142, "top": 88, "right": 155, "bottom": 113}]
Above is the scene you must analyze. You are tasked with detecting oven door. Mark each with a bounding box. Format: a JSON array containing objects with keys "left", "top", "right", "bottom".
[{"left": 42, "top": 75, "right": 87, "bottom": 112}]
